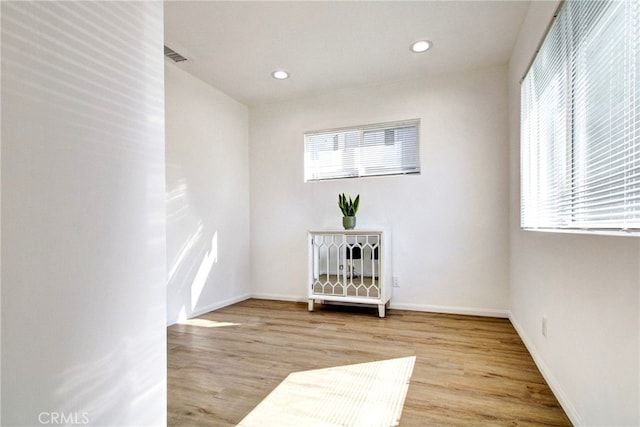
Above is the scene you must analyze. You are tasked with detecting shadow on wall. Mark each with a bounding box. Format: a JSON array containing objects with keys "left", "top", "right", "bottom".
[
  {"left": 166, "top": 175, "right": 219, "bottom": 323},
  {"left": 51, "top": 334, "right": 165, "bottom": 425}
]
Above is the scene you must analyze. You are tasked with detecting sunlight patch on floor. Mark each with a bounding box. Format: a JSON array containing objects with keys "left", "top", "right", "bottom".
[
  {"left": 237, "top": 356, "right": 416, "bottom": 427},
  {"left": 177, "top": 318, "right": 240, "bottom": 328}
]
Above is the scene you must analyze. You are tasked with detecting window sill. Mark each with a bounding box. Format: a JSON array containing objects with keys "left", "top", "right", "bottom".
[{"left": 521, "top": 227, "right": 640, "bottom": 238}]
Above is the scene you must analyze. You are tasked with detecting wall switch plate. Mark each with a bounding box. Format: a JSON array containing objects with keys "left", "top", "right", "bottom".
[{"left": 542, "top": 316, "right": 548, "bottom": 338}]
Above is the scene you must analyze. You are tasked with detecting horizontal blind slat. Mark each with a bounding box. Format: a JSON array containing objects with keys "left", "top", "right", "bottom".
[
  {"left": 304, "top": 120, "right": 420, "bottom": 182},
  {"left": 521, "top": 0, "right": 640, "bottom": 231}
]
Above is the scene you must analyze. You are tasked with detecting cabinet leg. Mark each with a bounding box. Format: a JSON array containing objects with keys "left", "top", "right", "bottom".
[
  {"left": 378, "top": 304, "right": 385, "bottom": 318},
  {"left": 308, "top": 299, "right": 314, "bottom": 312}
]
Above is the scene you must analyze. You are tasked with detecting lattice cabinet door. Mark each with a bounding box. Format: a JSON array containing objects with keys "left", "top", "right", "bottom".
[
  {"left": 310, "top": 233, "right": 347, "bottom": 297},
  {"left": 308, "top": 230, "right": 391, "bottom": 317}
]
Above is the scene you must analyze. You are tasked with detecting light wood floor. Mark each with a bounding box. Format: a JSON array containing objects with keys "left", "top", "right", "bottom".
[{"left": 168, "top": 299, "right": 571, "bottom": 426}]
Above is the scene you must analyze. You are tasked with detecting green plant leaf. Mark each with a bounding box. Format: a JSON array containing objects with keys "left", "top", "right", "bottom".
[
  {"left": 337, "top": 193, "right": 360, "bottom": 217},
  {"left": 338, "top": 193, "right": 347, "bottom": 216}
]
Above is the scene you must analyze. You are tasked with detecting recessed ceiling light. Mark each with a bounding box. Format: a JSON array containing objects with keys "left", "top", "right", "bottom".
[
  {"left": 411, "top": 40, "right": 433, "bottom": 53},
  {"left": 271, "top": 70, "right": 289, "bottom": 80}
]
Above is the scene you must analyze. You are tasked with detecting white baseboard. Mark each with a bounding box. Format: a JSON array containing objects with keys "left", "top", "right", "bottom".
[
  {"left": 508, "top": 312, "right": 583, "bottom": 426},
  {"left": 250, "top": 294, "right": 508, "bottom": 318},
  {"left": 390, "top": 302, "right": 509, "bottom": 318},
  {"left": 250, "top": 293, "right": 309, "bottom": 303},
  {"left": 166, "top": 293, "right": 251, "bottom": 326}
]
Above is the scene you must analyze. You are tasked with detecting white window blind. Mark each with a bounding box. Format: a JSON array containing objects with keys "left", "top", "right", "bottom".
[
  {"left": 521, "top": 0, "right": 640, "bottom": 232},
  {"left": 304, "top": 119, "right": 420, "bottom": 182}
]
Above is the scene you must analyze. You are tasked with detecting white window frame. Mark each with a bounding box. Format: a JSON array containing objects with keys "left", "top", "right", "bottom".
[
  {"left": 304, "top": 119, "right": 420, "bottom": 182},
  {"left": 520, "top": 0, "right": 640, "bottom": 235}
]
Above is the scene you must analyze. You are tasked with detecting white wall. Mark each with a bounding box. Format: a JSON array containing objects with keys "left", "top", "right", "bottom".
[
  {"left": 508, "top": 2, "right": 640, "bottom": 425},
  {"left": 1, "top": 2, "right": 166, "bottom": 426},
  {"left": 165, "top": 61, "right": 250, "bottom": 325},
  {"left": 250, "top": 66, "right": 510, "bottom": 316},
  {"left": 0, "top": 3, "right": 3, "bottom": 423}
]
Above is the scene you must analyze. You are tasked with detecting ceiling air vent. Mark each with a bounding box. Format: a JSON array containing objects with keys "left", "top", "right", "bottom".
[{"left": 164, "top": 45, "right": 187, "bottom": 63}]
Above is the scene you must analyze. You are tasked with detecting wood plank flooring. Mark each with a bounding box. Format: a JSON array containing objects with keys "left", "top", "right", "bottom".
[{"left": 168, "top": 299, "right": 571, "bottom": 426}]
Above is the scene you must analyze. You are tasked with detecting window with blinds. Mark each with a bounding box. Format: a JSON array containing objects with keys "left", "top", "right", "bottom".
[
  {"left": 521, "top": 0, "right": 640, "bottom": 232},
  {"left": 304, "top": 119, "right": 420, "bottom": 182}
]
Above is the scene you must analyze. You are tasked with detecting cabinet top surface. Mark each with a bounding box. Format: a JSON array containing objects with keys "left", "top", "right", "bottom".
[{"left": 308, "top": 229, "right": 385, "bottom": 235}]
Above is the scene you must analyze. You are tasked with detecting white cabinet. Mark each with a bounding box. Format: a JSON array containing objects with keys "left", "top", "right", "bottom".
[{"left": 307, "top": 230, "right": 391, "bottom": 317}]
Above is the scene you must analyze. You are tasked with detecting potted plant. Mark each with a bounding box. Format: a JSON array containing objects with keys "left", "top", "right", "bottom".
[{"left": 338, "top": 193, "right": 360, "bottom": 230}]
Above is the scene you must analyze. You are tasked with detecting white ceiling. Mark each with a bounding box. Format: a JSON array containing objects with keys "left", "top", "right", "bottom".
[{"left": 164, "top": 1, "right": 530, "bottom": 107}]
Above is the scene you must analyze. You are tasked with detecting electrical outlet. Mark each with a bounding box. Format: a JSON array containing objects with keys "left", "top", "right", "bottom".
[
  {"left": 542, "top": 316, "right": 548, "bottom": 338},
  {"left": 392, "top": 276, "right": 400, "bottom": 287}
]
